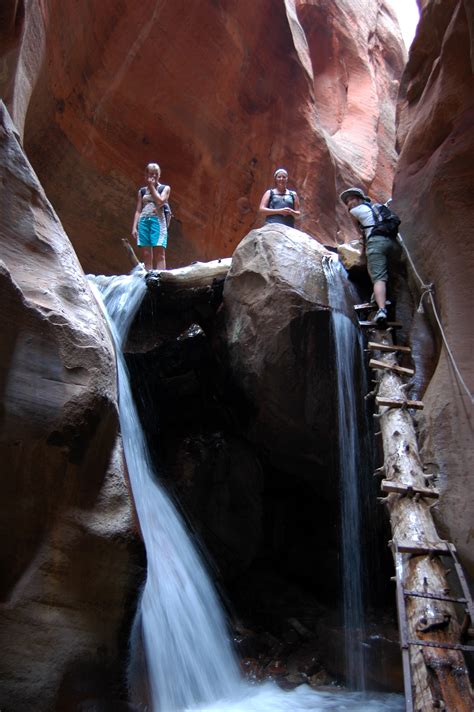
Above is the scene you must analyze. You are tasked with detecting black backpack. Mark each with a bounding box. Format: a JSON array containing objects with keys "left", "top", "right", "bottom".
[
  {"left": 140, "top": 185, "right": 172, "bottom": 227},
  {"left": 366, "top": 203, "right": 401, "bottom": 239}
]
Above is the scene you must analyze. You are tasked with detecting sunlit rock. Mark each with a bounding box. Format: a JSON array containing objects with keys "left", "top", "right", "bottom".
[{"left": 1, "top": 1, "right": 404, "bottom": 273}]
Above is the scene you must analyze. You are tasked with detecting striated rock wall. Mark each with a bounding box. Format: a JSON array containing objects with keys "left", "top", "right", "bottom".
[
  {"left": 393, "top": 0, "right": 474, "bottom": 575},
  {"left": 0, "top": 102, "right": 139, "bottom": 711},
  {"left": 1, "top": 0, "right": 405, "bottom": 274}
]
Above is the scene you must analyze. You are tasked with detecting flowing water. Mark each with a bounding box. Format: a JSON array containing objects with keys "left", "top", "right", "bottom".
[
  {"left": 323, "top": 259, "right": 370, "bottom": 690},
  {"left": 91, "top": 270, "right": 403, "bottom": 711}
]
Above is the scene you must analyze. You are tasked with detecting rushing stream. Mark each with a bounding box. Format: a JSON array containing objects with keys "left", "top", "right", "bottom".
[{"left": 91, "top": 270, "right": 403, "bottom": 712}]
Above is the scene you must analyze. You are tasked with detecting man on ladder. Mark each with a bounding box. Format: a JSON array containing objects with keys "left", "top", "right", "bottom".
[{"left": 340, "top": 187, "right": 402, "bottom": 326}]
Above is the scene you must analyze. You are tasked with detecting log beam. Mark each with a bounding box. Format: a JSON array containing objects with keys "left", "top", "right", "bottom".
[
  {"left": 368, "top": 341, "right": 412, "bottom": 354},
  {"left": 370, "top": 358, "right": 415, "bottom": 376},
  {"left": 371, "top": 329, "right": 474, "bottom": 710},
  {"left": 376, "top": 397, "right": 424, "bottom": 410}
]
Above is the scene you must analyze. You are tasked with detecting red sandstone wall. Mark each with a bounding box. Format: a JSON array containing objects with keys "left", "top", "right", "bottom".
[{"left": 1, "top": 0, "right": 404, "bottom": 274}]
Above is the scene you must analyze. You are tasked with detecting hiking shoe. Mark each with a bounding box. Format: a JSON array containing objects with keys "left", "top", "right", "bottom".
[{"left": 374, "top": 308, "right": 388, "bottom": 326}]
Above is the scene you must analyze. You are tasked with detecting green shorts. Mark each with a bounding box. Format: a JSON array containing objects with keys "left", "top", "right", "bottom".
[{"left": 366, "top": 234, "right": 401, "bottom": 282}]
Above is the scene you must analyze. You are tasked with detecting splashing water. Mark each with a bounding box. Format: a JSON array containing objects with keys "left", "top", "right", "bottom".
[
  {"left": 90, "top": 270, "right": 403, "bottom": 711},
  {"left": 91, "top": 272, "right": 242, "bottom": 710},
  {"left": 323, "top": 259, "right": 369, "bottom": 690}
]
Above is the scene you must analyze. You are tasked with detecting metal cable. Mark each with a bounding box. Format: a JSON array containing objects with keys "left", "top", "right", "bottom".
[{"left": 396, "top": 233, "right": 473, "bottom": 405}]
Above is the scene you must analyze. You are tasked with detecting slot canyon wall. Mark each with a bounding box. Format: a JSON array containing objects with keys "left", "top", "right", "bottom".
[
  {"left": 1, "top": 0, "right": 404, "bottom": 274},
  {"left": 392, "top": 0, "right": 474, "bottom": 577}
]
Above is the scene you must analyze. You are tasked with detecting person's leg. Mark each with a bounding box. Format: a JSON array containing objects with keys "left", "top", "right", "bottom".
[
  {"left": 366, "top": 236, "right": 390, "bottom": 323},
  {"left": 373, "top": 279, "right": 387, "bottom": 309},
  {"left": 140, "top": 247, "right": 152, "bottom": 270},
  {"left": 153, "top": 247, "right": 166, "bottom": 270},
  {"left": 148, "top": 217, "right": 161, "bottom": 270},
  {"left": 137, "top": 218, "right": 153, "bottom": 270}
]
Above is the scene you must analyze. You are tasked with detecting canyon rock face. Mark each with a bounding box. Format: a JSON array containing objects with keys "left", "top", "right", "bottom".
[
  {"left": 0, "top": 103, "right": 138, "bottom": 711},
  {"left": 393, "top": 0, "right": 474, "bottom": 575},
  {"left": 221, "top": 225, "right": 357, "bottom": 493},
  {"left": 1, "top": 0, "right": 405, "bottom": 274}
]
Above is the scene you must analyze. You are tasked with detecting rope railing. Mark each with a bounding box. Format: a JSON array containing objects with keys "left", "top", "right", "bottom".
[{"left": 396, "top": 232, "right": 474, "bottom": 406}]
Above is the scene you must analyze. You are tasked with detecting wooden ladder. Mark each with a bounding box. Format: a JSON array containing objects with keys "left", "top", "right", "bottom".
[{"left": 354, "top": 301, "right": 474, "bottom": 710}]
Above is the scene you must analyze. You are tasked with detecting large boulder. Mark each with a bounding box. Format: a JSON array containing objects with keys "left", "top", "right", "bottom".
[
  {"left": 0, "top": 102, "right": 137, "bottom": 711},
  {"left": 221, "top": 224, "right": 357, "bottom": 490},
  {"left": 393, "top": 0, "right": 474, "bottom": 575},
  {"left": 1, "top": 0, "right": 404, "bottom": 273}
]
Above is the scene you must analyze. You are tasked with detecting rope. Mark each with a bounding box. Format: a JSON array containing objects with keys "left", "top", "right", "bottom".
[{"left": 397, "top": 233, "right": 474, "bottom": 405}]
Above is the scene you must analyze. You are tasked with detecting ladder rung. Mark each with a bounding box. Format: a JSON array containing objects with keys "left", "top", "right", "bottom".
[
  {"left": 368, "top": 341, "right": 411, "bottom": 354},
  {"left": 395, "top": 540, "right": 452, "bottom": 555},
  {"left": 354, "top": 302, "right": 375, "bottom": 311},
  {"left": 407, "top": 639, "right": 474, "bottom": 652},
  {"left": 370, "top": 359, "right": 415, "bottom": 376},
  {"left": 376, "top": 397, "right": 424, "bottom": 410},
  {"left": 403, "top": 589, "right": 467, "bottom": 605},
  {"left": 359, "top": 320, "right": 403, "bottom": 328},
  {"left": 354, "top": 300, "right": 392, "bottom": 311},
  {"left": 381, "top": 479, "right": 439, "bottom": 499}
]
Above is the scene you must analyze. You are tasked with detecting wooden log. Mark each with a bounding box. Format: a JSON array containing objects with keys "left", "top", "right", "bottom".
[
  {"left": 376, "top": 397, "right": 424, "bottom": 410},
  {"left": 368, "top": 341, "right": 412, "bottom": 354},
  {"left": 157, "top": 258, "right": 232, "bottom": 289},
  {"left": 370, "top": 358, "right": 415, "bottom": 376},
  {"left": 374, "top": 332, "right": 474, "bottom": 710},
  {"left": 121, "top": 237, "right": 141, "bottom": 267}
]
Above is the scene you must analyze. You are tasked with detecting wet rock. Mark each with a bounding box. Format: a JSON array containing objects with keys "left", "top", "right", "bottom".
[
  {"left": 221, "top": 224, "right": 351, "bottom": 490},
  {"left": 309, "top": 670, "right": 333, "bottom": 688}
]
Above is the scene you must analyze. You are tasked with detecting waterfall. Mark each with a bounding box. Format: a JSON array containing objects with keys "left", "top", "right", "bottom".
[
  {"left": 90, "top": 269, "right": 403, "bottom": 712},
  {"left": 91, "top": 272, "right": 242, "bottom": 711},
  {"left": 323, "top": 259, "right": 369, "bottom": 690}
]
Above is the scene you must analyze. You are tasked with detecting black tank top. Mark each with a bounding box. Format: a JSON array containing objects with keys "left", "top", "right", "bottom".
[{"left": 265, "top": 189, "right": 296, "bottom": 228}]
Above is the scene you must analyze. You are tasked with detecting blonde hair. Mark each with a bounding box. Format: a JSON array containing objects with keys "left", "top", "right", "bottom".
[{"left": 146, "top": 162, "right": 161, "bottom": 175}]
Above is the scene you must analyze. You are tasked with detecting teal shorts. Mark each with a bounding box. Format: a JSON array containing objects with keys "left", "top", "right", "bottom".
[
  {"left": 138, "top": 216, "right": 160, "bottom": 247},
  {"left": 366, "top": 234, "right": 401, "bottom": 282}
]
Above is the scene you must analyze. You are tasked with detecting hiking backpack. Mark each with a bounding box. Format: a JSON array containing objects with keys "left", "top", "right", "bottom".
[{"left": 366, "top": 203, "right": 401, "bottom": 239}]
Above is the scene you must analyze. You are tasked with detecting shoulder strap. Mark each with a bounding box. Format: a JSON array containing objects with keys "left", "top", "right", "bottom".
[{"left": 139, "top": 186, "right": 146, "bottom": 197}]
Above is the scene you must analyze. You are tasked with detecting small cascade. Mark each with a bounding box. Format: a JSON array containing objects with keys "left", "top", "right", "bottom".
[
  {"left": 91, "top": 272, "right": 242, "bottom": 711},
  {"left": 90, "top": 269, "right": 403, "bottom": 712},
  {"left": 323, "top": 259, "right": 369, "bottom": 690}
]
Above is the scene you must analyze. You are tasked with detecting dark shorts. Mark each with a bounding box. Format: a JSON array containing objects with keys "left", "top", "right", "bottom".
[
  {"left": 265, "top": 215, "right": 295, "bottom": 228},
  {"left": 366, "top": 234, "right": 401, "bottom": 282}
]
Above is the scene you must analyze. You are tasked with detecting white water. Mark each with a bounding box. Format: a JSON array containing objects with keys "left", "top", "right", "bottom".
[
  {"left": 323, "top": 260, "right": 369, "bottom": 690},
  {"left": 91, "top": 270, "right": 403, "bottom": 712}
]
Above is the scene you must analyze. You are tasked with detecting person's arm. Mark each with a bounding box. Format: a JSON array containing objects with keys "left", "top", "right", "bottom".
[
  {"left": 131, "top": 191, "right": 142, "bottom": 239},
  {"left": 290, "top": 192, "right": 301, "bottom": 218},
  {"left": 349, "top": 209, "right": 366, "bottom": 251},
  {"left": 148, "top": 179, "right": 170, "bottom": 208}
]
